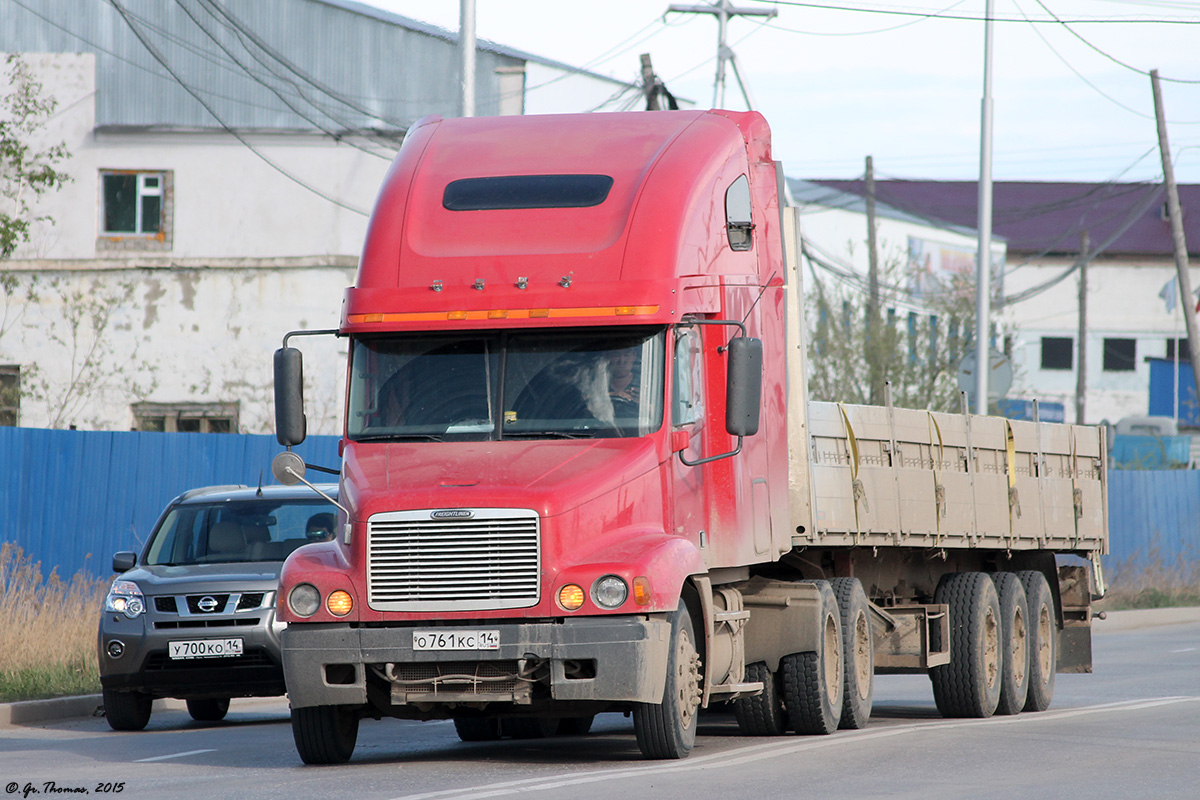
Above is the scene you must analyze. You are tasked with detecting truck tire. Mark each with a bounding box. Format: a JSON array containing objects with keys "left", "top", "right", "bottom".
[
  {"left": 504, "top": 717, "right": 558, "bottom": 739},
  {"left": 993, "top": 572, "right": 1030, "bottom": 715},
  {"left": 830, "top": 576, "right": 874, "bottom": 729},
  {"left": 781, "top": 580, "right": 843, "bottom": 735},
  {"left": 1017, "top": 569, "right": 1057, "bottom": 712},
  {"left": 453, "top": 716, "right": 501, "bottom": 741},
  {"left": 633, "top": 602, "right": 703, "bottom": 759},
  {"left": 186, "top": 697, "right": 230, "bottom": 722},
  {"left": 102, "top": 688, "right": 152, "bottom": 731},
  {"left": 732, "top": 661, "right": 788, "bottom": 736},
  {"left": 930, "top": 572, "right": 1002, "bottom": 718},
  {"left": 291, "top": 704, "right": 359, "bottom": 764},
  {"left": 557, "top": 715, "right": 595, "bottom": 735}
]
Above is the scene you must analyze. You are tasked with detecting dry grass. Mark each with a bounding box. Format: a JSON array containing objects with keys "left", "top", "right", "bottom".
[
  {"left": 0, "top": 542, "right": 109, "bottom": 702},
  {"left": 1096, "top": 550, "right": 1200, "bottom": 611}
]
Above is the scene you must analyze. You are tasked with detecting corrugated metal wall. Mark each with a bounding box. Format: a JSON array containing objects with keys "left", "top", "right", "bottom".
[
  {"left": 0, "top": 427, "right": 339, "bottom": 579},
  {"left": 1107, "top": 470, "right": 1200, "bottom": 565}
]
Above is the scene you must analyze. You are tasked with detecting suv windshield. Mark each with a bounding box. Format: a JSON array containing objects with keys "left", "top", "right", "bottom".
[
  {"left": 143, "top": 498, "right": 338, "bottom": 566},
  {"left": 347, "top": 327, "right": 665, "bottom": 442}
]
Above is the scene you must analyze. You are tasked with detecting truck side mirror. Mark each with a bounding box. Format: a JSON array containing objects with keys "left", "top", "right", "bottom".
[
  {"left": 274, "top": 346, "right": 307, "bottom": 446},
  {"left": 726, "top": 336, "right": 762, "bottom": 437}
]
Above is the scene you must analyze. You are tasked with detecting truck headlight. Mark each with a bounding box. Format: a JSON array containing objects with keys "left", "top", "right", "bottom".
[
  {"left": 104, "top": 580, "right": 146, "bottom": 619},
  {"left": 289, "top": 583, "right": 321, "bottom": 617},
  {"left": 592, "top": 575, "right": 628, "bottom": 609}
]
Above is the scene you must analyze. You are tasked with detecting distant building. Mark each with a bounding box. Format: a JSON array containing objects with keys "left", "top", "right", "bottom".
[
  {"left": 0, "top": 0, "right": 644, "bottom": 431},
  {"left": 809, "top": 178, "right": 1200, "bottom": 425}
]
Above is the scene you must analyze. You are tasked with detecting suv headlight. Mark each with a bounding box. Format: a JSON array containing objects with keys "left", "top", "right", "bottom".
[{"left": 104, "top": 580, "right": 146, "bottom": 619}]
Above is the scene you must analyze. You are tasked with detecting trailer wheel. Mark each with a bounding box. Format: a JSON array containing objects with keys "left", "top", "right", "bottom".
[
  {"left": 291, "top": 704, "right": 359, "bottom": 764},
  {"left": 993, "top": 572, "right": 1030, "bottom": 715},
  {"left": 732, "top": 661, "right": 788, "bottom": 736},
  {"left": 781, "top": 580, "right": 843, "bottom": 735},
  {"left": 102, "top": 688, "right": 152, "bottom": 731},
  {"left": 930, "top": 572, "right": 1002, "bottom": 718},
  {"left": 633, "top": 602, "right": 703, "bottom": 759},
  {"left": 1016, "top": 570, "right": 1057, "bottom": 712},
  {"left": 453, "top": 716, "right": 501, "bottom": 741},
  {"left": 830, "top": 577, "right": 874, "bottom": 729},
  {"left": 186, "top": 697, "right": 229, "bottom": 722}
]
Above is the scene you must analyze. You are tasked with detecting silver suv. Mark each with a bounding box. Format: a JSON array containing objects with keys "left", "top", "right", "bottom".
[{"left": 98, "top": 483, "right": 338, "bottom": 731}]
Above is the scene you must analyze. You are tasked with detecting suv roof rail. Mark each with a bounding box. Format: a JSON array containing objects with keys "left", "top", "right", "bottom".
[{"left": 175, "top": 484, "right": 249, "bottom": 502}]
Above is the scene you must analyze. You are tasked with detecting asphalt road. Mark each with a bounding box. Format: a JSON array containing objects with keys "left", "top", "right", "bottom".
[{"left": 3, "top": 616, "right": 1197, "bottom": 800}]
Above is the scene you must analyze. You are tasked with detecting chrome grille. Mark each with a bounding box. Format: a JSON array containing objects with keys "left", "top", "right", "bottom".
[{"left": 367, "top": 508, "right": 540, "bottom": 611}]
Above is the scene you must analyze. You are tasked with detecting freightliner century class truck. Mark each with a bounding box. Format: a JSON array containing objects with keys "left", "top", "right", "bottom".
[{"left": 271, "top": 109, "right": 1108, "bottom": 764}]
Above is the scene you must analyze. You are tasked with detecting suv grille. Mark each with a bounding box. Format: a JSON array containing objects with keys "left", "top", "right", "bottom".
[{"left": 367, "top": 509, "right": 540, "bottom": 611}]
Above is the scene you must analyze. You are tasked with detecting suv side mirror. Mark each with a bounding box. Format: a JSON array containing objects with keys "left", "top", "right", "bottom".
[
  {"left": 726, "top": 336, "right": 762, "bottom": 437},
  {"left": 112, "top": 551, "right": 137, "bottom": 573},
  {"left": 274, "top": 346, "right": 307, "bottom": 446}
]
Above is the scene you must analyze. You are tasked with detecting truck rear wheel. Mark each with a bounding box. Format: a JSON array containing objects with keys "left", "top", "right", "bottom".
[
  {"left": 102, "top": 688, "right": 152, "bottom": 731},
  {"left": 732, "top": 661, "right": 788, "bottom": 736},
  {"left": 1016, "top": 570, "right": 1057, "bottom": 712},
  {"left": 830, "top": 576, "right": 874, "bottom": 729},
  {"left": 505, "top": 717, "right": 558, "bottom": 739},
  {"left": 781, "top": 580, "right": 843, "bottom": 735},
  {"left": 453, "top": 716, "right": 501, "bottom": 741},
  {"left": 633, "top": 603, "right": 702, "bottom": 759},
  {"left": 291, "top": 704, "right": 359, "bottom": 764},
  {"left": 993, "top": 572, "right": 1030, "bottom": 715},
  {"left": 930, "top": 572, "right": 1001, "bottom": 718},
  {"left": 186, "top": 697, "right": 229, "bottom": 722}
]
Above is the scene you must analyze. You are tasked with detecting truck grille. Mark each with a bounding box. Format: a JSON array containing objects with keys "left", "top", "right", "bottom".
[{"left": 367, "top": 508, "right": 540, "bottom": 611}]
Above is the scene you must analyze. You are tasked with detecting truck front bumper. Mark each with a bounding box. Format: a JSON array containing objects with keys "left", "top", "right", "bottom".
[{"left": 282, "top": 615, "right": 673, "bottom": 710}]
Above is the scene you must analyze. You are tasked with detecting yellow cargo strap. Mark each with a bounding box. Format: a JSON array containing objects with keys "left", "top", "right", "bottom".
[
  {"left": 928, "top": 412, "right": 946, "bottom": 545},
  {"left": 1005, "top": 421, "right": 1021, "bottom": 551},
  {"left": 1070, "top": 429, "right": 1084, "bottom": 547},
  {"left": 838, "top": 403, "right": 867, "bottom": 542}
]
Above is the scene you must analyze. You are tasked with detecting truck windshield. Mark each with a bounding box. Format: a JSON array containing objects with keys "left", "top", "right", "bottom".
[{"left": 347, "top": 327, "right": 665, "bottom": 442}]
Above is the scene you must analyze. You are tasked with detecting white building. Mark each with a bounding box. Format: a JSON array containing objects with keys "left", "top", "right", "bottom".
[{"left": 0, "top": 0, "right": 646, "bottom": 432}]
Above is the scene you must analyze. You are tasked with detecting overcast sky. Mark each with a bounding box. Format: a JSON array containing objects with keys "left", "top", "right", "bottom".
[{"left": 360, "top": 0, "right": 1200, "bottom": 185}]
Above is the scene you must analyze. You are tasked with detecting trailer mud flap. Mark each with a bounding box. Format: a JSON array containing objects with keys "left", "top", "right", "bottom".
[{"left": 1058, "top": 564, "right": 1094, "bottom": 674}]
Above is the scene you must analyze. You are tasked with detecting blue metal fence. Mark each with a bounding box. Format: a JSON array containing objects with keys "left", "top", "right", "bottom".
[
  {"left": 2, "top": 427, "right": 1198, "bottom": 580},
  {"left": 0, "top": 427, "right": 339, "bottom": 579}
]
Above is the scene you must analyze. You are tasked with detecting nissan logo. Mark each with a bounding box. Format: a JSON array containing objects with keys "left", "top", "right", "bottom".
[
  {"left": 197, "top": 596, "right": 220, "bottom": 613},
  {"left": 431, "top": 509, "right": 474, "bottom": 520}
]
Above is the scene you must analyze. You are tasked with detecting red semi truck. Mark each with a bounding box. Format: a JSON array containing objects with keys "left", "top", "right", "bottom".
[{"left": 271, "top": 109, "right": 1108, "bottom": 764}]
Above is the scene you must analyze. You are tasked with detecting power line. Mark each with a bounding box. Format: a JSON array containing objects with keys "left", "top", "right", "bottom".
[
  {"left": 749, "top": 0, "right": 1200, "bottom": 26},
  {"left": 105, "top": 0, "right": 371, "bottom": 216}
]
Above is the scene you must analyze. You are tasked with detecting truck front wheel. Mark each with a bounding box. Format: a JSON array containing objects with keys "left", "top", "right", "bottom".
[
  {"left": 633, "top": 603, "right": 703, "bottom": 759},
  {"left": 291, "top": 704, "right": 359, "bottom": 764}
]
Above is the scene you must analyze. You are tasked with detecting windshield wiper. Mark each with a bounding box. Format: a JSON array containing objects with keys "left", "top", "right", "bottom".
[
  {"left": 502, "top": 430, "right": 598, "bottom": 440},
  {"left": 353, "top": 433, "right": 445, "bottom": 442}
]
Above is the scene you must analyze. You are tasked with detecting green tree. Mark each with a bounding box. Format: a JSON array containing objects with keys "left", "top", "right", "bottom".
[
  {"left": 0, "top": 53, "right": 72, "bottom": 259},
  {"left": 805, "top": 252, "right": 978, "bottom": 413}
]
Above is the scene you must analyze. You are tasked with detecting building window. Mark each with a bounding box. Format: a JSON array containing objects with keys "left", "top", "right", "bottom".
[
  {"left": 133, "top": 402, "right": 238, "bottom": 433},
  {"left": 1041, "top": 337, "right": 1073, "bottom": 371},
  {"left": 1102, "top": 338, "right": 1137, "bottom": 372},
  {"left": 98, "top": 170, "right": 173, "bottom": 252},
  {"left": 0, "top": 366, "right": 19, "bottom": 426},
  {"left": 1166, "top": 338, "right": 1192, "bottom": 362}
]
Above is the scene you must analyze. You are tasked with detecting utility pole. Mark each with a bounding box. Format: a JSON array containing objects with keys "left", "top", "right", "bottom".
[
  {"left": 641, "top": 54, "right": 660, "bottom": 110},
  {"left": 1152, "top": 68, "right": 1200, "bottom": 412},
  {"left": 866, "top": 156, "right": 883, "bottom": 405},
  {"left": 667, "top": 1, "right": 776, "bottom": 109},
  {"left": 974, "top": 0, "right": 995, "bottom": 414},
  {"left": 1076, "top": 231, "right": 1089, "bottom": 425},
  {"left": 459, "top": 0, "right": 476, "bottom": 117}
]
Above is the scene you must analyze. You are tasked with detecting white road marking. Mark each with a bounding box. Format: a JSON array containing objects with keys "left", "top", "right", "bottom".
[
  {"left": 1170, "top": 647, "right": 1197, "bottom": 653},
  {"left": 389, "top": 696, "right": 1200, "bottom": 800},
  {"left": 135, "top": 748, "right": 216, "bottom": 762}
]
